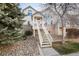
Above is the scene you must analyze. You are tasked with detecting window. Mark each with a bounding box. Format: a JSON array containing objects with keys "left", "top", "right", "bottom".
[
  {"left": 28, "top": 10, "right": 32, "bottom": 16},
  {"left": 44, "top": 14, "right": 48, "bottom": 19}
]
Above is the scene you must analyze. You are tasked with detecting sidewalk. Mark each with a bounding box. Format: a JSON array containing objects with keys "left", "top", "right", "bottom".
[{"left": 38, "top": 45, "right": 60, "bottom": 56}]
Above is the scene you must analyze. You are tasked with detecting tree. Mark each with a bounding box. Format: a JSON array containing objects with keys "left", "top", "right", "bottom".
[
  {"left": 43, "top": 3, "right": 78, "bottom": 44},
  {"left": 0, "top": 3, "right": 24, "bottom": 44}
]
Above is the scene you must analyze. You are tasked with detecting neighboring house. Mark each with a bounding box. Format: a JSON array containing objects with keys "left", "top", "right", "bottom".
[
  {"left": 66, "top": 14, "right": 79, "bottom": 28},
  {"left": 54, "top": 13, "right": 79, "bottom": 37}
]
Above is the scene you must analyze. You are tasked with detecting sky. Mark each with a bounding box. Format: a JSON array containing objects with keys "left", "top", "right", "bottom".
[{"left": 19, "top": 3, "right": 44, "bottom": 11}]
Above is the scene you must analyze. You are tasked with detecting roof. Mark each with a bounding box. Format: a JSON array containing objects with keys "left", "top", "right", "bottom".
[
  {"left": 32, "top": 11, "right": 45, "bottom": 17},
  {"left": 22, "top": 5, "right": 55, "bottom": 16},
  {"left": 40, "top": 6, "right": 56, "bottom": 15},
  {"left": 22, "top": 6, "right": 38, "bottom": 13},
  {"left": 31, "top": 11, "right": 45, "bottom": 20},
  {"left": 41, "top": 6, "right": 52, "bottom": 13}
]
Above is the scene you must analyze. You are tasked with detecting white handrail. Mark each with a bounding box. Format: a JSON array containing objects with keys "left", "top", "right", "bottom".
[
  {"left": 36, "top": 20, "right": 43, "bottom": 47},
  {"left": 42, "top": 24, "right": 53, "bottom": 44},
  {"left": 35, "top": 20, "right": 53, "bottom": 47}
]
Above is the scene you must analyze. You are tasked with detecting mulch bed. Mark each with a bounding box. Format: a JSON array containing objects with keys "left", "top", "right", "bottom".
[{"left": 0, "top": 36, "right": 40, "bottom": 56}]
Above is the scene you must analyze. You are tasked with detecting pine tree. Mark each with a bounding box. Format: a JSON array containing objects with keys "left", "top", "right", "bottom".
[{"left": 0, "top": 3, "right": 24, "bottom": 44}]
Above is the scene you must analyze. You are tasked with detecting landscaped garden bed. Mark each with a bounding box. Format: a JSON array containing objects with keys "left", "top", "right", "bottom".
[{"left": 52, "top": 41, "right": 79, "bottom": 55}]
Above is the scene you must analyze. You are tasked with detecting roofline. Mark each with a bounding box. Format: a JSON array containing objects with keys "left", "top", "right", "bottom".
[
  {"left": 32, "top": 11, "right": 45, "bottom": 17},
  {"left": 22, "top": 6, "right": 38, "bottom": 13},
  {"left": 31, "top": 11, "right": 45, "bottom": 20},
  {"left": 40, "top": 6, "right": 53, "bottom": 13},
  {"left": 41, "top": 6, "right": 50, "bottom": 12},
  {"left": 22, "top": 5, "right": 53, "bottom": 14}
]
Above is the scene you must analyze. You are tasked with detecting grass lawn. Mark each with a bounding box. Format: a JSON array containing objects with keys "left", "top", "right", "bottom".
[{"left": 52, "top": 41, "right": 79, "bottom": 55}]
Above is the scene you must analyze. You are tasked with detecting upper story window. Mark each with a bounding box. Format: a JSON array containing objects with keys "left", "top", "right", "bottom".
[
  {"left": 44, "top": 14, "right": 52, "bottom": 20},
  {"left": 45, "top": 14, "right": 49, "bottom": 19},
  {"left": 28, "top": 10, "right": 32, "bottom": 16}
]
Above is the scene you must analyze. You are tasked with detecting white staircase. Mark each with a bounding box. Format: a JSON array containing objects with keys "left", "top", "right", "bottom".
[{"left": 36, "top": 20, "right": 53, "bottom": 47}]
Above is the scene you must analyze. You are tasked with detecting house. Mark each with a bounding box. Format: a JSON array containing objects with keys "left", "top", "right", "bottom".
[
  {"left": 32, "top": 12, "right": 45, "bottom": 30},
  {"left": 22, "top": 5, "right": 79, "bottom": 37},
  {"left": 22, "top": 6, "right": 66, "bottom": 36},
  {"left": 22, "top": 6, "right": 54, "bottom": 33},
  {"left": 54, "top": 13, "right": 79, "bottom": 37}
]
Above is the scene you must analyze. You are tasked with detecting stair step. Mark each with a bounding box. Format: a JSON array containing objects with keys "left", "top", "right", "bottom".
[
  {"left": 43, "top": 39, "right": 47, "bottom": 40},
  {"left": 43, "top": 41, "right": 49, "bottom": 43},
  {"left": 43, "top": 39, "right": 48, "bottom": 41},
  {"left": 42, "top": 37, "right": 46, "bottom": 39},
  {"left": 42, "top": 43, "right": 50, "bottom": 45},
  {"left": 41, "top": 45, "right": 51, "bottom": 48}
]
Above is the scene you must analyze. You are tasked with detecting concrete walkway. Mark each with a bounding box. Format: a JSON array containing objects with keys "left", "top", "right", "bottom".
[{"left": 38, "top": 45, "right": 60, "bottom": 56}]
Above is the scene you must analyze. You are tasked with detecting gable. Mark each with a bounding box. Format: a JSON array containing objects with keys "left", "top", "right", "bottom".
[{"left": 23, "top": 6, "right": 37, "bottom": 16}]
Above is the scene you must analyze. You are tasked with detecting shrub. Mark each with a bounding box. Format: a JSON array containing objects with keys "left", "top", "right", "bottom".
[
  {"left": 24, "top": 31, "right": 33, "bottom": 36},
  {"left": 0, "top": 29, "right": 25, "bottom": 45},
  {"left": 66, "top": 28, "right": 79, "bottom": 38}
]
